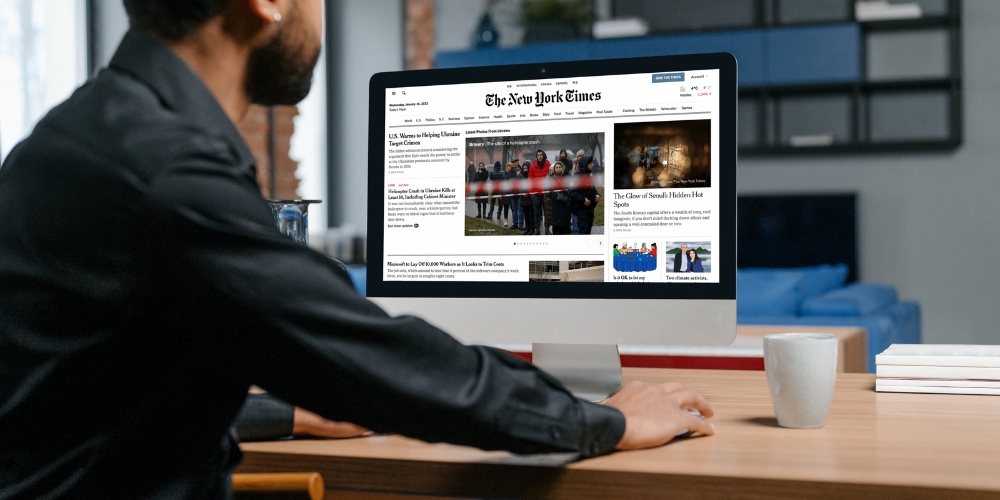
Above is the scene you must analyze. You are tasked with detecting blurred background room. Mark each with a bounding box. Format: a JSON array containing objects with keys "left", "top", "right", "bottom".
[{"left": 2, "top": 0, "right": 998, "bottom": 360}]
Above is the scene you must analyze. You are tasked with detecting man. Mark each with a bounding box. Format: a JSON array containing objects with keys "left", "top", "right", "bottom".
[
  {"left": 519, "top": 161, "right": 536, "bottom": 235},
  {"left": 466, "top": 161, "right": 476, "bottom": 183},
  {"left": 527, "top": 149, "right": 550, "bottom": 235},
  {"left": 486, "top": 161, "right": 505, "bottom": 220},
  {"left": 473, "top": 161, "right": 489, "bottom": 218},
  {"left": 674, "top": 243, "right": 690, "bottom": 273},
  {"left": 568, "top": 157, "right": 601, "bottom": 235},
  {"left": 0, "top": 1, "right": 714, "bottom": 499},
  {"left": 570, "top": 149, "right": 585, "bottom": 233}
]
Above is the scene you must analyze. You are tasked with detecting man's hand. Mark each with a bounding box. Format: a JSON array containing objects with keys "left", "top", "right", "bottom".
[
  {"left": 603, "top": 381, "right": 715, "bottom": 450},
  {"left": 293, "top": 407, "right": 371, "bottom": 438}
]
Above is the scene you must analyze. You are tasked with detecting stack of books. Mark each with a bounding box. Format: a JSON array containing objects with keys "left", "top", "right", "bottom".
[{"left": 875, "top": 344, "right": 1000, "bottom": 395}]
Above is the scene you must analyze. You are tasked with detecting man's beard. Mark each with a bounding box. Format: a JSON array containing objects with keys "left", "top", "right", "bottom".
[{"left": 245, "top": 7, "right": 321, "bottom": 106}]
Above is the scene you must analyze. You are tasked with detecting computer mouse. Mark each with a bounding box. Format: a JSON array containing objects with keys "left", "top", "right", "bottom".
[{"left": 675, "top": 409, "right": 705, "bottom": 438}]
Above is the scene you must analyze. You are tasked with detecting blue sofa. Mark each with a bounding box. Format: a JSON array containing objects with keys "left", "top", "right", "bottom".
[{"left": 737, "top": 265, "right": 921, "bottom": 372}]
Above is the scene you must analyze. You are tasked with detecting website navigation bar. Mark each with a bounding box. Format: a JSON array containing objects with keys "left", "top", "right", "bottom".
[{"left": 387, "top": 103, "right": 712, "bottom": 128}]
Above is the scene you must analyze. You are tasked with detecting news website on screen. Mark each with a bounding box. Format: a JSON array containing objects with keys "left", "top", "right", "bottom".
[{"left": 382, "top": 69, "right": 720, "bottom": 284}]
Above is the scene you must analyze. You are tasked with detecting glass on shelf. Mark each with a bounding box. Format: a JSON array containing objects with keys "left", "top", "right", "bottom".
[{"left": 266, "top": 199, "right": 322, "bottom": 246}]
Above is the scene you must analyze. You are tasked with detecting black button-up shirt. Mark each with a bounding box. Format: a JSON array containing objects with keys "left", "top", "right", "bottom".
[{"left": 0, "top": 30, "right": 625, "bottom": 499}]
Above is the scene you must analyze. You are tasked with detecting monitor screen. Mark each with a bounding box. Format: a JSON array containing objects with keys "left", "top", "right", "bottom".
[{"left": 367, "top": 54, "right": 736, "bottom": 346}]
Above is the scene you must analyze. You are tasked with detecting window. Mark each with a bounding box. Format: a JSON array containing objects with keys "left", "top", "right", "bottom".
[{"left": 0, "top": 0, "right": 88, "bottom": 162}]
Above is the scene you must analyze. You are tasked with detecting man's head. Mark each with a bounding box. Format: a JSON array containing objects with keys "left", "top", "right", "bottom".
[
  {"left": 535, "top": 150, "right": 545, "bottom": 162},
  {"left": 123, "top": 0, "right": 323, "bottom": 106},
  {"left": 681, "top": 243, "right": 688, "bottom": 251}
]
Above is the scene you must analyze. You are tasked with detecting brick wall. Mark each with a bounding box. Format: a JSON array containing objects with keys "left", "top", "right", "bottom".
[
  {"left": 236, "top": 104, "right": 300, "bottom": 200},
  {"left": 405, "top": 0, "right": 435, "bottom": 70}
]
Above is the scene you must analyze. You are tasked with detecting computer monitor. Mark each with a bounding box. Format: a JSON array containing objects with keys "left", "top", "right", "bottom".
[{"left": 367, "top": 53, "right": 737, "bottom": 397}]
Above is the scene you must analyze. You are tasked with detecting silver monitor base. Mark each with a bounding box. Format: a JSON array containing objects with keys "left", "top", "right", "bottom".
[{"left": 532, "top": 343, "right": 622, "bottom": 402}]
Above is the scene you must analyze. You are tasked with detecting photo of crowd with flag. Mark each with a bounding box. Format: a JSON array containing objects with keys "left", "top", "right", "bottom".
[{"left": 464, "top": 133, "right": 605, "bottom": 237}]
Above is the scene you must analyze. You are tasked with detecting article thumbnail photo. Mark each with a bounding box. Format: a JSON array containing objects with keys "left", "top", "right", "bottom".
[
  {"left": 613, "top": 120, "right": 711, "bottom": 190},
  {"left": 528, "top": 261, "right": 605, "bottom": 282},
  {"left": 664, "top": 242, "right": 712, "bottom": 274},
  {"left": 612, "top": 242, "right": 657, "bottom": 273},
  {"left": 464, "top": 133, "right": 605, "bottom": 237}
]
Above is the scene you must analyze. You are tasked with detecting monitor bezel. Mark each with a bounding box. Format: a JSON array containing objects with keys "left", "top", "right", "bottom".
[{"left": 367, "top": 52, "right": 737, "bottom": 301}]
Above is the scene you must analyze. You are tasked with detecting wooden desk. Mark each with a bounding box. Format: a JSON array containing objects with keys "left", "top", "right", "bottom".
[{"left": 238, "top": 368, "right": 1000, "bottom": 499}]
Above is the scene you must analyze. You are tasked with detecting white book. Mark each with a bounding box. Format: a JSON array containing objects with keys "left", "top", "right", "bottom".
[
  {"left": 876, "top": 378, "right": 1000, "bottom": 389},
  {"left": 855, "top": 1, "right": 922, "bottom": 22},
  {"left": 876, "top": 344, "right": 1000, "bottom": 368},
  {"left": 875, "top": 384, "right": 1000, "bottom": 396},
  {"left": 876, "top": 364, "right": 1000, "bottom": 380}
]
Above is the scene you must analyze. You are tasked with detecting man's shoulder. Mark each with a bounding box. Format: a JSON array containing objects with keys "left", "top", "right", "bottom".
[{"left": 33, "top": 68, "right": 243, "bottom": 181}]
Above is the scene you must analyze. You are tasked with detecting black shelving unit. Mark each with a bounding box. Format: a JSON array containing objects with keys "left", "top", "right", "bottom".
[{"left": 613, "top": 0, "right": 963, "bottom": 156}]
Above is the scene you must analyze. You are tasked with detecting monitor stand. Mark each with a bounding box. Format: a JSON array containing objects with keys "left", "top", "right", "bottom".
[{"left": 532, "top": 343, "right": 622, "bottom": 402}]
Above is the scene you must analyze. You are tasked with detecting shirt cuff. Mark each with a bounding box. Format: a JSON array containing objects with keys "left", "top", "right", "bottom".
[
  {"left": 576, "top": 401, "right": 626, "bottom": 457},
  {"left": 233, "top": 393, "right": 295, "bottom": 442}
]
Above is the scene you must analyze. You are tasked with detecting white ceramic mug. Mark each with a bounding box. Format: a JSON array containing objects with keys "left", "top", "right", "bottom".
[{"left": 763, "top": 333, "right": 838, "bottom": 428}]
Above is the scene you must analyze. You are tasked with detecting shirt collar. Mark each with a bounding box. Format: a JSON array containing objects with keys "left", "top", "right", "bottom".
[{"left": 108, "top": 29, "right": 255, "bottom": 167}]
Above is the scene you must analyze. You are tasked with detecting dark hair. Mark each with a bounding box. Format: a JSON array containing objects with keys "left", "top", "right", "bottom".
[
  {"left": 535, "top": 150, "right": 547, "bottom": 161},
  {"left": 688, "top": 249, "right": 700, "bottom": 261},
  {"left": 123, "top": 0, "right": 231, "bottom": 40}
]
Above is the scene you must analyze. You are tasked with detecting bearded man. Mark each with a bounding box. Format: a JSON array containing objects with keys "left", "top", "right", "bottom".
[{"left": 0, "top": 1, "right": 714, "bottom": 499}]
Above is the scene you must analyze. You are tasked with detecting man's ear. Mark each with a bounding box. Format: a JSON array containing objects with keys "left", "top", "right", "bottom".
[{"left": 246, "top": 0, "right": 284, "bottom": 25}]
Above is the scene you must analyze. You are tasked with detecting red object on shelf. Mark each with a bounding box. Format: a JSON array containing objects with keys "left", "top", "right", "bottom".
[{"left": 503, "top": 351, "right": 764, "bottom": 371}]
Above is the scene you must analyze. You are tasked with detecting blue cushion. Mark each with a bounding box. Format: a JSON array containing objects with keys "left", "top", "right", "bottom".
[
  {"left": 736, "top": 270, "right": 803, "bottom": 316},
  {"left": 346, "top": 266, "right": 367, "bottom": 296},
  {"left": 797, "top": 264, "right": 849, "bottom": 299},
  {"left": 740, "top": 264, "right": 848, "bottom": 300},
  {"left": 800, "top": 283, "right": 898, "bottom": 317}
]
